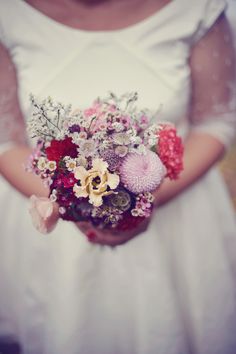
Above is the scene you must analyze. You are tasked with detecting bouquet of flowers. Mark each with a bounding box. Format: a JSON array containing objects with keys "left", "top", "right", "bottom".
[{"left": 27, "top": 92, "right": 183, "bottom": 232}]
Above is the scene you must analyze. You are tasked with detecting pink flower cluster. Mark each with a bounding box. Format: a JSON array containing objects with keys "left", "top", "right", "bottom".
[{"left": 131, "top": 192, "right": 154, "bottom": 218}]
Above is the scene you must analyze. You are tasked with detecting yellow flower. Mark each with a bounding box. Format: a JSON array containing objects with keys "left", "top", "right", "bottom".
[{"left": 73, "top": 158, "right": 120, "bottom": 207}]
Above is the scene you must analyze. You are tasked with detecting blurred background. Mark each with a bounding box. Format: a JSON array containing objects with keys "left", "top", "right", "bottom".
[
  {"left": 220, "top": 141, "right": 236, "bottom": 211},
  {"left": 219, "top": 0, "right": 236, "bottom": 213}
]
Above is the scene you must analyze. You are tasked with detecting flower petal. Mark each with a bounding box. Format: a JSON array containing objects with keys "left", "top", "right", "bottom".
[
  {"left": 92, "top": 158, "right": 108, "bottom": 174},
  {"left": 89, "top": 192, "right": 103, "bottom": 207},
  {"left": 92, "top": 184, "right": 107, "bottom": 194},
  {"left": 74, "top": 166, "right": 88, "bottom": 184},
  {"left": 73, "top": 184, "right": 88, "bottom": 199},
  {"left": 106, "top": 172, "right": 120, "bottom": 190}
]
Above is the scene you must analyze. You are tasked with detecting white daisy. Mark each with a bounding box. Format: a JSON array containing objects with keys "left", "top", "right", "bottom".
[
  {"left": 47, "top": 160, "right": 57, "bottom": 172},
  {"left": 66, "top": 158, "right": 77, "bottom": 172},
  {"left": 37, "top": 157, "right": 47, "bottom": 171}
]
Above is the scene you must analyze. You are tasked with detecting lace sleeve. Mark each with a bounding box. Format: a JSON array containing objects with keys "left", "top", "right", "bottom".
[
  {"left": 0, "top": 39, "right": 26, "bottom": 155},
  {"left": 189, "top": 11, "right": 236, "bottom": 149},
  {"left": 191, "top": 0, "right": 227, "bottom": 45}
]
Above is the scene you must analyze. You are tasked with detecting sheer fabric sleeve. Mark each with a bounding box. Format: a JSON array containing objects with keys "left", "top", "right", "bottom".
[
  {"left": 189, "top": 6, "right": 236, "bottom": 149},
  {"left": 191, "top": 0, "right": 227, "bottom": 45},
  {"left": 0, "top": 26, "right": 26, "bottom": 155}
]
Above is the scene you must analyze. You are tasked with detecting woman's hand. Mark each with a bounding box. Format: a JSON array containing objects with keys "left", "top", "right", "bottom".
[{"left": 76, "top": 217, "right": 150, "bottom": 247}]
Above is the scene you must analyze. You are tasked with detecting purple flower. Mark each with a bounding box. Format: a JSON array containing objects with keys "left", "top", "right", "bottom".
[
  {"left": 101, "top": 149, "right": 122, "bottom": 171},
  {"left": 69, "top": 124, "right": 81, "bottom": 133}
]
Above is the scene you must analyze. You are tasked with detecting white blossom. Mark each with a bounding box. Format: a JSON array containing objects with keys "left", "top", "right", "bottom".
[
  {"left": 112, "top": 122, "right": 124, "bottom": 132},
  {"left": 47, "top": 161, "right": 57, "bottom": 172},
  {"left": 78, "top": 139, "right": 98, "bottom": 157},
  {"left": 37, "top": 157, "right": 47, "bottom": 171}
]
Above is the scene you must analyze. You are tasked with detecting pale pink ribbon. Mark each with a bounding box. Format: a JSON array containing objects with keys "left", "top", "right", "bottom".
[{"left": 29, "top": 195, "right": 57, "bottom": 234}]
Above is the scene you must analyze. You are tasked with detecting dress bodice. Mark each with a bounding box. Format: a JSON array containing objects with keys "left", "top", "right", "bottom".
[{"left": 0, "top": 0, "right": 227, "bottom": 137}]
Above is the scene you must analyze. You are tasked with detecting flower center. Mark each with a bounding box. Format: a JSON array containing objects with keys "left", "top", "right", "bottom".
[{"left": 92, "top": 176, "right": 101, "bottom": 189}]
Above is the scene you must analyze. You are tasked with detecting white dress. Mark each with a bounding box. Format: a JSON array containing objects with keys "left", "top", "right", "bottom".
[{"left": 0, "top": 0, "right": 236, "bottom": 353}]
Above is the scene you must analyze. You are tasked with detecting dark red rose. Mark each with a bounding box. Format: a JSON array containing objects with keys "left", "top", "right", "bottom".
[{"left": 45, "top": 137, "right": 78, "bottom": 162}]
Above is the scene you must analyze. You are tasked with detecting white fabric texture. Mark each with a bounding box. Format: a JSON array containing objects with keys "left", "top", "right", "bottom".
[
  {"left": 0, "top": 0, "right": 236, "bottom": 353},
  {"left": 0, "top": 17, "right": 26, "bottom": 154},
  {"left": 189, "top": 0, "right": 236, "bottom": 148}
]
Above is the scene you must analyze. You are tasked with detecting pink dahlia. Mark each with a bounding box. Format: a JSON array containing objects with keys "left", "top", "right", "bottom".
[
  {"left": 157, "top": 127, "right": 184, "bottom": 180},
  {"left": 120, "top": 150, "right": 166, "bottom": 194}
]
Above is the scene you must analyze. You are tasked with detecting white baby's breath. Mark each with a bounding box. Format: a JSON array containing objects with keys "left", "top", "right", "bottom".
[
  {"left": 76, "top": 156, "right": 88, "bottom": 168},
  {"left": 27, "top": 95, "right": 71, "bottom": 141},
  {"left": 112, "top": 122, "right": 124, "bottom": 132},
  {"left": 136, "top": 144, "right": 147, "bottom": 154},
  {"left": 78, "top": 139, "right": 98, "bottom": 158},
  {"left": 112, "top": 132, "right": 131, "bottom": 145}
]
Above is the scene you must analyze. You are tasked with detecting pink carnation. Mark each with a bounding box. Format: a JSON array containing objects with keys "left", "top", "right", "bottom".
[
  {"left": 120, "top": 150, "right": 166, "bottom": 194},
  {"left": 157, "top": 127, "right": 184, "bottom": 179}
]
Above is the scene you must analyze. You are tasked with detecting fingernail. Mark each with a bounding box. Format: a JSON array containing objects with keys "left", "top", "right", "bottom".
[{"left": 86, "top": 231, "right": 97, "bottom": 241}]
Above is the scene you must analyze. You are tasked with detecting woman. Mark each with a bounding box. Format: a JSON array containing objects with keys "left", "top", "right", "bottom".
[{"left": 0, "top": 0, "right": 236, "bottom": 353}]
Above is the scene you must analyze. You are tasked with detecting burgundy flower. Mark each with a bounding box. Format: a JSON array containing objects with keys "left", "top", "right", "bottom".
[
  {"left": 61, "top": 174, "right": 77, "bottom": 188},
  {"left": 157, "top": 127, "right": 184, "bottom": 180},
  {"left": 115, "top": 213, "right": 145, "bottom": 232},
  {"left": 53, "top": 173, "right": 77, "bottom": 189},
  {"left": 45, "top": 137, "right": 78, "bottom": 163},
  {"left": 101, "top": 149, "right": 122, "bottom": 171}
]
